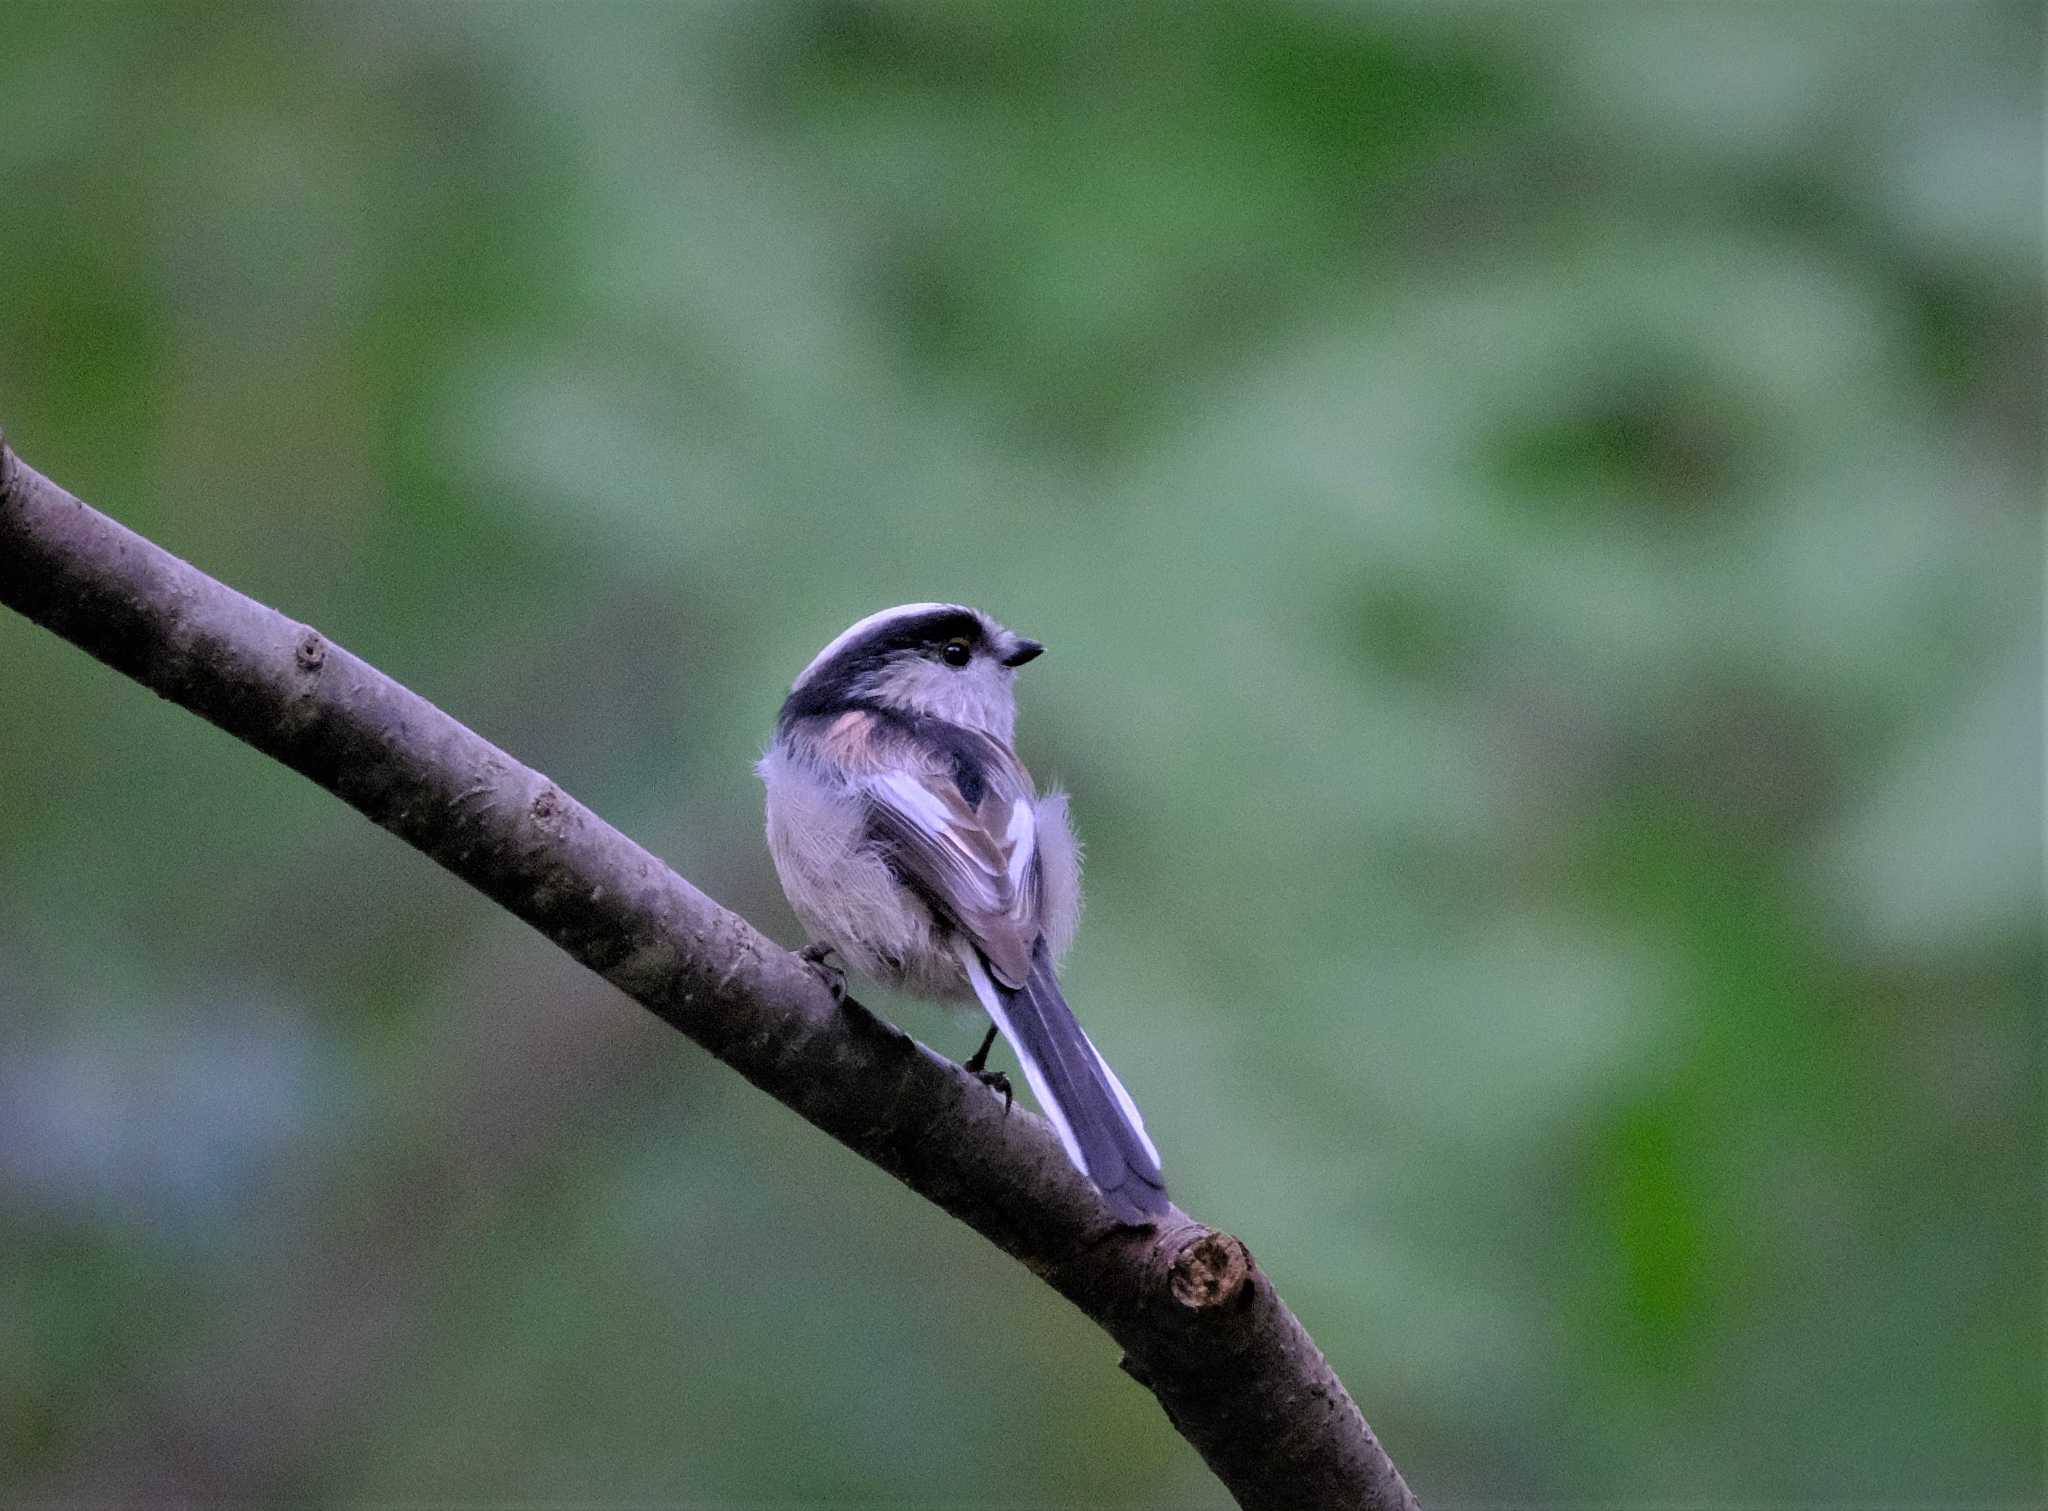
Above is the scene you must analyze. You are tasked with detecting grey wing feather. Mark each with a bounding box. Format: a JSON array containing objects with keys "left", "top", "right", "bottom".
[
  {"left": 861, "top": 722, "right": 1167, "bottom": 1219},
  {"left": 859, "top": 733, "right": 1040, "bottom": 986}
]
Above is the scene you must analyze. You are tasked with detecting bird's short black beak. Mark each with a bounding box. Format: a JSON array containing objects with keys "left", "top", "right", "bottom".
[{"left": 1001, "top": 638, "right": 1044, "bottom": 668}]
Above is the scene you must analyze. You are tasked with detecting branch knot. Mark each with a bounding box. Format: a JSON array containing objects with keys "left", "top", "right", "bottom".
[{"left": 1168, "top": 1227, "right": 1253, "bottom": 1314}]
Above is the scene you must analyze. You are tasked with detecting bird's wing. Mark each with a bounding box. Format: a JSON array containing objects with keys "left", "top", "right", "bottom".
[
  {"left": 857, "top": 720, "right": 1041, "bottom": 987},
  {"left": 851, "top": 713, "right": 1168, "bottom": 1219}
]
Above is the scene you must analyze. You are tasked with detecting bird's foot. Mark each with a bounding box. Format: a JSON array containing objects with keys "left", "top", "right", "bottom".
[
  {"left": 974, "top": 1068, "right": 1013, "bottom": 1117},
  {"left": 962, "top": 1022, "right": 1011, "bottom": 1114},
  {"left": 963, "top": 1021, "right": 999, "bottom": 1074},
  {"left": 798, "top": 942, "right": 846, "bottom": 1004}
]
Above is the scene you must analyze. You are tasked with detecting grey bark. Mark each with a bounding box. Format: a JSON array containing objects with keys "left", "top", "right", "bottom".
[{"left": 0, "top": 435, "right": 1420, "bottom": 1511}]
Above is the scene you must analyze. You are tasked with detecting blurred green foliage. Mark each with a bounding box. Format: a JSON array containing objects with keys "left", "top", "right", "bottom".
[{"left": 1, "top": 2, "right": 2039, "bottom": 1505}]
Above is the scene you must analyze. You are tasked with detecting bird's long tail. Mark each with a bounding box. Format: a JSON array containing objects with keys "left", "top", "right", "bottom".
[{"left": 959, "top": 938, "right": 1168, "bottom": 1222}]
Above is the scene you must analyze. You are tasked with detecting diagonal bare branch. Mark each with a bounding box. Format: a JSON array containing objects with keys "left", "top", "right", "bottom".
[{"left": 0, "top": 434, "right": 1419, "bottom": 1511}]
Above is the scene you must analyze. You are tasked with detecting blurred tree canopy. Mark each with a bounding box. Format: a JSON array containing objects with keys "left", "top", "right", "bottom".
[{"left": 1, "top": 2, "right": 2039, "bottom": 1505}]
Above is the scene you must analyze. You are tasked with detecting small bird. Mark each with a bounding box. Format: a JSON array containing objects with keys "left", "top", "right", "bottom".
[{"left": 758, "top": 603, "right": 1168, "bottom": 1222}]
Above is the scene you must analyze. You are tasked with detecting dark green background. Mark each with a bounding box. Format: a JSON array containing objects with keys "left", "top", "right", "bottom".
[{"left": 2, "top": 3, "right": 2040, "bottom": 1505}]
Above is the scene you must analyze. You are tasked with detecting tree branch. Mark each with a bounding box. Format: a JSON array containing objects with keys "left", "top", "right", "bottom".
[{"left": 0, "top": 434, "right": 1420, "bottom": 1511}]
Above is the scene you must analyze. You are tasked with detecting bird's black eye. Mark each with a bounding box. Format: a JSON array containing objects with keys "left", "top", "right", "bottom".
[{"left": 941, "top": 637, "right": 973, "bottom": 667}]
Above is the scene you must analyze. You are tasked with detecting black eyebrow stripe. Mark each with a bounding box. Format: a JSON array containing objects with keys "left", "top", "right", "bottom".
[
  {"left": 779, "top": 609, "right": 986, "bottom": 728},
  {"left": 856, "top": 608, "right": 982, "bottom": 654}
]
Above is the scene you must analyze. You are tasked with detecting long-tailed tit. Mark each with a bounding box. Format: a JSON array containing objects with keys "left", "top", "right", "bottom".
[{"left": 758, "top": 603, "right": 1167, "bottom": 1222}]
